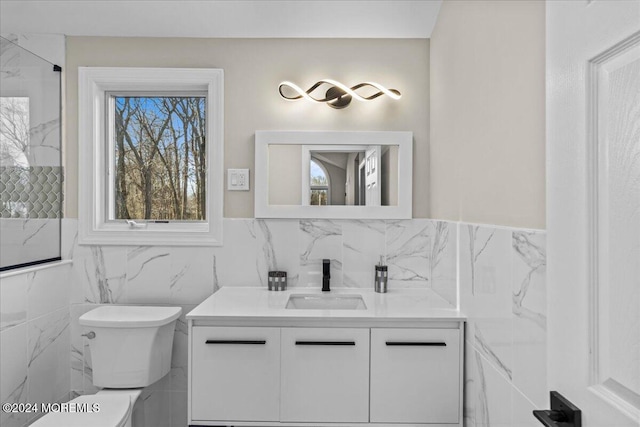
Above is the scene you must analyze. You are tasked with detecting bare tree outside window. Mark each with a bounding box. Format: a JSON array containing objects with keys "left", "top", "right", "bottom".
[
  {"left": 113, "top": 95, "right": 206, "bottom": 221},
  {"left": 310, "top": 159, "right": 329, "bottom": 206},
  {"left": 1, "top": 97, "right": 30, "bottom": 218},
  {"left": 0, "top": 97, "right": 29, "bottom": 167}
]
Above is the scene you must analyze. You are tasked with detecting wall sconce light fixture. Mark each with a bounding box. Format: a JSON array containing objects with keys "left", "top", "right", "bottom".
[{"left": 278, "top": 79, "right": 401, "bottom": 109}]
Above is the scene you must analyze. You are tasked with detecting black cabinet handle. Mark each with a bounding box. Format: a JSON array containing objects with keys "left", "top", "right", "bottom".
[
  {"left": 385, "top": 341, "right": 446, "bottom": 346},
  {"left": 205, "top": 340, "right": 266, "bottom": 345},
  {"left": 295, "top": 341, "right": 356, "bottom": 346}
]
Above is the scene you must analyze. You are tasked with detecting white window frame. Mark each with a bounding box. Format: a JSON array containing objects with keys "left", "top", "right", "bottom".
[{"left": 78, "top": 67, "right": 223, "bottom": 246}]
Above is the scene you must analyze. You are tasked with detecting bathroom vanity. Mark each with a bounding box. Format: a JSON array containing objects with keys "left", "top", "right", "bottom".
[{"left": 187, "top": 288, "right": 465, "bottom": 427}]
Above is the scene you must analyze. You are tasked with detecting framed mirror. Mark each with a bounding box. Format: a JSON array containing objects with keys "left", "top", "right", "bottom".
[{"left": 255, "top": 131, "right": 412, "bottom": 219}]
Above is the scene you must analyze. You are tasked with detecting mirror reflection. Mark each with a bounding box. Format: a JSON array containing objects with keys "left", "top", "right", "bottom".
[{"left": 268, "top": 144, "right": 399, "bottom": 207}]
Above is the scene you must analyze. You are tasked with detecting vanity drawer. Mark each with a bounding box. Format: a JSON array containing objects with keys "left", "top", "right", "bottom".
[
  {"left": 280, "top": 327, "right": 370, "bottom": 422},
  {"left": 370, "top": 328, "right": 461, "bottom": 423},
  {"left": 191, "top": 326, "right": 280, "bottom": 422}
]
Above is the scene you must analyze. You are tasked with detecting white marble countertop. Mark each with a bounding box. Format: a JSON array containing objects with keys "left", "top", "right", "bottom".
[{"left": 187, "top": 287, "right": 465, "bottom": 327}]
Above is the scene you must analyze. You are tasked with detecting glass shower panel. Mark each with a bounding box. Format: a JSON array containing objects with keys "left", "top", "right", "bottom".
[{"left": 0, "top": 36, "right": 62, "bottom": 271}]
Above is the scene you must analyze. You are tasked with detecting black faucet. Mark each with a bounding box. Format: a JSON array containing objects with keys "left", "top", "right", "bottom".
[{"left": 322, "top": 259, "right": 331, "bottom": 292}]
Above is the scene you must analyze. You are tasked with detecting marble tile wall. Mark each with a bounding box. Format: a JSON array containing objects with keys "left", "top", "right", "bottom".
[
  {"left": 0, "top": 216, "right": 544, "bottom": 427},
  {"left": 65, "top": 217, "right": 458, "bottom": 427},
  {"left": 65, "top": 218, "right": 458, "bottom": 305},
  {"left": 0, "top": 262, "right": 71, "bottom": 427},
  {"left": 460, "top": 223, "right": 547, "bottom": 427}
]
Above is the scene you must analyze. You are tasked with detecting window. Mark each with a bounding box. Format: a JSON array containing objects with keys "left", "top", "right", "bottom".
[
  {"left": 79, "top": 68, "right": 223, "bottom": 246},
  {"left": 110, "top": 94, "right": 206, "bottom": 221},
  {"left": 1, "top": 97, "right": 30, "bottom": 218},
  {"left": 309, "top": 159, "right": 329, "bottom": 206}
]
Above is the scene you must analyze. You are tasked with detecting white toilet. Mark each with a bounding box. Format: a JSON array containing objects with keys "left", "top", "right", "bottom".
[{"left": 31, "top": 305, "right": 182, "bottom": 427}]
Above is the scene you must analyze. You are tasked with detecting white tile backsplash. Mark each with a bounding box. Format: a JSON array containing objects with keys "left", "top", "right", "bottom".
[
  {"left": 62, "top": 217, "right": 464, "bottom": 298},
  {"left": 385, "top": 219, "right": 431, "bottom": 287},
  {"left": 255, "top": 219, "right": 300, "bottom": 286},
  {"left": 342, "top": 220, "right": 386, "bottom": 288},
  {"left": 298, "top": 219, "right": 344, "bottom": 287},
  {"left": 214, "top": 219, "right": 262, "bottom": 287}
]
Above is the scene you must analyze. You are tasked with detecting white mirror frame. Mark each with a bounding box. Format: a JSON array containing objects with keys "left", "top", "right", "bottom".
[{"left": 255, "top": 131, "right": 413, "bottom": 219}]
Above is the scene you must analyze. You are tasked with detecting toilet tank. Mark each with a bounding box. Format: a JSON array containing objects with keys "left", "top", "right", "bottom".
[{"left": 79, "top": 306, "right": 182, "bottom": 388}]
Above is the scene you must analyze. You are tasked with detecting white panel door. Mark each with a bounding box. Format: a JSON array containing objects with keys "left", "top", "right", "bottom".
[
  {"left": 365, "top": 145, "right": 381, "bottom": 206},
  {"left": 547, "top": 1, "right": 640, "bottom": 425}
]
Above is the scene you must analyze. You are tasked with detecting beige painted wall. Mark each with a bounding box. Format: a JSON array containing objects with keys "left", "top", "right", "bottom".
[
  {"left": 381, "top": 145, "right": 399, "bottom": 206},
  {"left": 268, "top": 145, "right": 302, "bottom": 205},
  {"left": 316, "top": 159, "right": 346, "bottom": 205},
  {"left": 430, "top": 1, "right": 545, "bottom": 229},
  {"left": 65, "top": 37, "right": 430, "bottom": 218}
]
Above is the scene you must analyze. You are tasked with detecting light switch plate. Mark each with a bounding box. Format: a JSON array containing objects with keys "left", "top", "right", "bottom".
[{"left": 227, "top": 168, "right": 250, "bottom": 191}]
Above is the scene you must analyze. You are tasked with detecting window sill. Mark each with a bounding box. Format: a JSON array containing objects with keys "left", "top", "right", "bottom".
[{"left": 78, "top": 225, "right": 223, "bottom": 247}]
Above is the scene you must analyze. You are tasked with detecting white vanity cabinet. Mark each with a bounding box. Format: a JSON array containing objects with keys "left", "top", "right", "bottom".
[
  {"left": 280, "top": 328, "right": 370, "bottom": 422},
  {"left": 370, "top": 328, "right": 461, "bottom": 423},
  {"left": 189, "top": 325, "right": 463, "bottom": 426},
  {"left": 187, "top": 288, "right": 465, "bottom": 427},
  {"left": 190, "top": 326, "right": 281, "bottom": 422}
]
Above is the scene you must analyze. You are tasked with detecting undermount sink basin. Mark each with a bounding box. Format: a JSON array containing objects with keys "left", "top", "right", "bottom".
[{"left": 285, "top": 294, "right": 367, "bottom": 310}]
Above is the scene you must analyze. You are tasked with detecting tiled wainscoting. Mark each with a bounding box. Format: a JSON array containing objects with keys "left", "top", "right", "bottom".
[
  {"left": 0, "top": 218, "right": 545, "bottom": 427},
  {"left": 0, "top": 262, "right": 71, "bottom": 427},
  {"left": 64, "top": 217, "right": 458, "bottom": 427},
  {"left": 460, "top": 225, "right": 547, "bottom": 427}
]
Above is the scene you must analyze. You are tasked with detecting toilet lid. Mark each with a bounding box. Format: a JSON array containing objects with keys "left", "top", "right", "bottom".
[{"left": 30, "top": 394, "right": 132, "bottom": 427}]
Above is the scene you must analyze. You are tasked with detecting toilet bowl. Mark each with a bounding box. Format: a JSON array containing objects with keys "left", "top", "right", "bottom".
[{"left": 31, "top": 306, "right": 181, "bottom": 427}]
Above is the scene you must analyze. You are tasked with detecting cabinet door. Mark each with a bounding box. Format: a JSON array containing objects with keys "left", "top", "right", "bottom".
[
  {"left": 280, "top": 328, "right": 369, "bottom": 422},
  {"left": 370, "top": 328, "right": 461, "bottom": 423},
  {"left": 191, "top": 327, "right": 280, "bottom": 422}
]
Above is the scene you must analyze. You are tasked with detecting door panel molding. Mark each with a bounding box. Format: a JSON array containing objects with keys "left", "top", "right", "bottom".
[{"left": 586, "top": 30, "right": 640, "bottom": 420}]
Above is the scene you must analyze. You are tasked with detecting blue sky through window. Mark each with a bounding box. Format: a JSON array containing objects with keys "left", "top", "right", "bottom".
[{"left": 310, "top": 159, "right": 328, "bottom": 185}]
